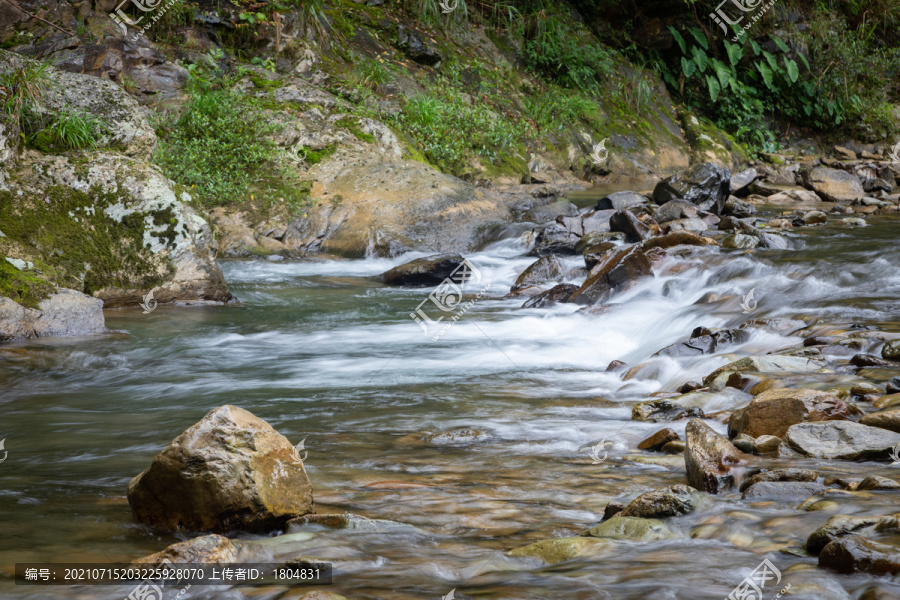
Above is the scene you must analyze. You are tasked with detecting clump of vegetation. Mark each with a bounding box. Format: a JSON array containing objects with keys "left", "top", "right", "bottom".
[
  {"left": 27, "top": 109, "right": 106, "bottom": 152},
  {"left": 520, "top": 14, "right": 614, "bottom": 88},
  {"left": 0, "top": 258, "right": 54, "bottom": 309},
  {"left": 0, "top": 57, "right": 50, "bottom": 132}
]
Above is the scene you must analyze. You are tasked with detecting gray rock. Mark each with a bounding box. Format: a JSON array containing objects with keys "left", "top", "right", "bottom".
[
  {"left": 619, "top": 484, "right": 702, "bottom": 518},
  {"left": 512, "top": 256, "right": 564, "bottom": 292},
  {"left": 662, "top": 217, "right": 709, "bottom": 233},
  {"left": 883, "top": 340, "right": 900, "bottom": 361},
  {"left": 757, "top": 232, "right": 788, "bottom": 249},
  {"left": 807, "top": 515, "right": 896, "bottom": 555},
  {"left": 802, "top": 166, "right": 866, "bottom": 202},
  {"left": 722, "top": 197, "right": 757, "bottom": 217},
  {"left": 820, "top": 535, "right": 900, "bottom": 575},
  {"left": 609, "top": 209, "right": 651, "bottom": 242},
  {"left": 127, "top": 405, "right": 315, "bottom": 533},
  {"left": 596, "top": 191, "right": 649, "bottom": 211},
  {"left": 397, "top": 25, "right": 442, "bottom": 65},
  {"left": 857, "top": 476, "right": 900, "bottom": 491},
  {"left": 580, "top": 209, "right": 617, "bottom": 236},
  {"left": 653, "top": 199, "right": 699, "bottom": 224},
  {"left": 733, "top": 433, "right": 755, "bottom": 453},
  {"left": 739, "top": 468, "right": 819, "bottom": 492},
  {"left": 632, "top": 387, "right": 750, "bottom": 422},
  {"left": 685, "top": 418, "right": 746, "bottom": 493},
  {"left": 742, "top": 481, "right": 828, "bottom": 499},
  {"left": 752, "top": 434, "right": 782, "bottom": 454},
  {"left": 654, "top": 327, "right": 749, "bottom": 358},
  {"left": 722, "top": 233, "right": 759, "bottom": 249},
  {"left": 730, "top": 168, "right": 758, "bottom": 195},
  {"left": 377, "top": 255, "right": 467, "bottom": 286},
  {"left": 522, "top": 283, "right": 578, "bottom": 308},
  {"left": 653, "top": 162, "right": 731, "bottom": 214},
  {"left": 530, "top": 223, "right": 580, "bottom": 256},
  {"left": 780, "top": 421, "right": 900, "bottom": 461},
  {"left": 1, "top": 289, "right": 106, "bottom": 342}
]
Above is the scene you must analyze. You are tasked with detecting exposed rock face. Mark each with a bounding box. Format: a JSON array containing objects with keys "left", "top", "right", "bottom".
[
  {"left": 728, "top": 388, "right": 852, "bottom": 439},
  {"left": 684, "top": 419, "right": 746, "bottom": 494},
  {"left": 0, "top": 289, "right": 105, "bottom": 342},
  {"left": 619, "top": 484, "right": 702, "bottom": 518},
  {"left": 802, "top": 166, "right": 866, "bottom": 202},
  {"left": 652, "top": 163, "right": 730, "bottom": 214},
  {"left": 133, "top": 534, "right": 240, "bottom": 565},
  {"left": 127, "top": 405, "right": 314, "bottom": 533},
  {"left": 780, "top": 421, "right": 900, "bottom": 461},
  {"left": 377, "top": 255, "right": 467, "bottom": 287},
  {"left": 569, "top": 245, "right": 652, "bottom": 304},
  {"left": 819, "top": 536, "right": 900, "bottom": 575}
]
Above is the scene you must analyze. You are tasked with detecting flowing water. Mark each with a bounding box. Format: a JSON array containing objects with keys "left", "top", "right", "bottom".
[{"left": 2, "top": 206, "right": 900, "bottom": 600}]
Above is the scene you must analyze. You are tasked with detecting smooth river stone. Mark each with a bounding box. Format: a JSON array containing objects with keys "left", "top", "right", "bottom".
[{"left": 780, "top": 421, "right": 900, "bottom": 461}]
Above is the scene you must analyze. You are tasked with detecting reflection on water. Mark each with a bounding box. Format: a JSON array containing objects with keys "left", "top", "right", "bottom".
[{"left": 1, "top": 215, "right": 899, "bottom": 599}]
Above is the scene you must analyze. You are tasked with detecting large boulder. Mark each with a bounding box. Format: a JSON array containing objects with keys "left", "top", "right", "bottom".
[
  {"left": 377, "top": 255, "right": 469, "bottom": 287},
  {"left": 653, "top": 199, "right": 698, "bottom": 224},
  {"left": 0, "top": 288, "right": 105, "bottom": 342},
  {"left": 511, "top": 255, "right": 564, "bottom": 292},
  {"left": 684, "top": 419, "right": 747, "bottom": 494},
  {"left": 779, "top": 421, "right": 900, "bottom": 461},
  {"left": 529, "top": 223, "right": 581, "bottom": 256},
  {"left": 652, "top": 163, "right": 730, "bottom": 214},
  {"left": 127, "top": 405, "right": 314, "bottom": 533},
  {"left": 728, "top": 388, "right": 852, "bottom": 439},
  {"left": 802, "top": 166, "right": 866, "bottom": 202},
  {"left": 569, "top": 245, "right": 652, "bottom": 304}
]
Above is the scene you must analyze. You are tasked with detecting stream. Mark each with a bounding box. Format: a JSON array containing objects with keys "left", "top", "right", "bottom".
[{"left": 2, "top": 203, "right": 900, "bottom": 600}]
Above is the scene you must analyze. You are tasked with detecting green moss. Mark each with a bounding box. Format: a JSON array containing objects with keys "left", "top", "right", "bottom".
[
  {"left": 0, "top": 186, "right": 176, "bottom": 295},
  {"left": 0, "top": 259, "right": 54, "bottom": 308},
  {"left": 335, "top": 116, "right": 376, "bottom": 143},
  {"left": 304, "top": 144, "right": 337, "bottom": 165},
  {"left": 249, "top": 76, "right": 281, "bottom": 90}
]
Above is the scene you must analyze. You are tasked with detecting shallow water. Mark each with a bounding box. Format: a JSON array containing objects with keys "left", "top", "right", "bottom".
[{"left": 2, "top": 212, "right": 900, "bottom": 599}]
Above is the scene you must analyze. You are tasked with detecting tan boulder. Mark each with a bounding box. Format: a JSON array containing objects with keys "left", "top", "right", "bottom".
[
  {"left": 685, "top": 419, "right": 747, "bottom": 494},
  {"left": 728, "top": 388, "right": 852, "bottom": 438},
  {"left": 127, "top": 405, "right": 314, "bottom": 533}
]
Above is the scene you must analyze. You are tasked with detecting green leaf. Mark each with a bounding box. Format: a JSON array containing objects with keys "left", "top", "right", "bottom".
[
  {"left": 762, "top": 51, "right": 778, "bottom": 72},
  {"left": 706, "top": 75, "right": 721, "bottom": 102},
  {"left": 724, "top": 40, "right": 743, "bottom": 66},
  {"left": 803, "top": 104, "right": 812, "bottom": 116},
  {"left": 797, "top": 52, "right": 811, "bottom": 71},
  {"left": 784, "top": 58, "right": 799, "bottom": 83},
  {"left": 663, "top": 72, "right": 678, "bottom": 89},
  {"left": 714, "top": 60, "right": 733, "bottom": 89},
  {"left": 691, "top": 47, "right": 708, "bottom": 73},
  {"left": 669, "top": 26, "right": 686, "bottom": 55},
  {"left": 750, "top": 40, "right": 761, "bottom": 55},
  {"left": 681, "top": 57, "right": 696, "bottom": 78},
  {"left": 772, "top": 37, "right": 790, "bottom": 53},
  {"left": 756, "top": 62, "right": 774, "bottom": 89},
  {"left": 688, "top": 27, "right": 708, "bottom": 50}
]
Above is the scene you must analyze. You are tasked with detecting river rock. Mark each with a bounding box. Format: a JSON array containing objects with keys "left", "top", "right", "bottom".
[
  {"left": 874, "top": 394, "right": 900, "bottom": 410},
  {"left": 739, "top": 468, "right": 819, "bottom": 492},
  {"left": 582, "top": 241, "right": 617, "bottom": 270},
  {"left": 632, "top": 387, "right": 750, "bottom": 422},
  {"left": 882, "top": 340, "right": 900, "bottom": 361},
  {"left": 685, "top": 419, "right": 746, "bottom": 494},
  {"left": 522, "top": 283, "right": 578, "bottom": 308},
  {"left": 609, "top": 209, "right": 651, "bottom": 242},
  {"left": 703, "top": 355, "right": 825, "bottom": 386},
  {"left": 569, "top": 245, "right": 652, "bottom": 304},
  {"left": 580, "top": 516, "right": 677, "bottom": 541},
  {"left": 637, "top": 428, "right": 680, "bottom": 451},
  {"left": 819, "top": 536, "right": 900, "bottom": 575},
  {"left": 377, "top": 255, "right": 467, "bottom": 286},
  {"left": 733, "top": 433, "right": 754, "bottom": 453},
  {"left": 662, "top": 217, "right": 710, "bottom": 233},
  {"left": 508, "top": 537, "right": 612, "bottom": 564},
  {"left": 722, "top": 197, "right": 757, "bottom": 217},
  {"left": 802, "top": 166, "right": 866, "bottom": 202},
  {"left": 653, "top": 199, "right": 698, "bottom": 224},
  {"left": 889, "top": 378, "right": 900, "bottom": 394},
  {"left": 619, "top": 484, "right": 702, "bottom": 518},
  {"left": 800, "top": 210, "right": 828, "bottom": 225},
  {"left": 1, "top": 289, "right": 107, "bottom": 342},
  {"left": 857, "top": 476, "right": 900, "bottom": 491},
  {"left": 580, "top": 209, "right": 617, "bottom": 236},
  {"left": 779, "top": 421, "right": 900, "bottom": 461},
  {"left": 530, "top": 223, "right": 580, "bottom": 256},
  {"left": 752, "top": 435, "right": 782, "bottom": 454},
  {"left": 512, "top": 256, "right": 563, "bottom": 292},
  {"left": 728, "top": 388, "right": 851, "bottom": 439},
  {"left": 722, "top": 233, "right": 759, "bottom": 249},
  {"left": 652, "top": 163, "right": 731, "bottom": 214},
  {"left": 850, "top": 353, "right": 895, "bottom": 367},
  {"left": 654, "top": 327, "right": 748, "bottom": 358},
  {"left": 757, "top": 232, "right": 789, "bottom": 249},
  {"left": 806, "top": 515, "right": 897, "bottom": 554},
  {"left": 133, "top": 534, "right": 240, "bottom": 565},
  {"left": 127, "top": 405, "right": 314, "bottom": 533},
  {"left": 742, "top": 481, "right": 828, "bottom": 500},
  {"left": 730, "top": 168, "right": 757, "bottom": 195},
  {"left": 640, "top": 231, "right": 714, "bottom": 251},
  {"left": 596, "top": 191, "right": 649, "bottom": 211},
  {"left": 860, "top": 410, "right": 900, "bottom": 433}
]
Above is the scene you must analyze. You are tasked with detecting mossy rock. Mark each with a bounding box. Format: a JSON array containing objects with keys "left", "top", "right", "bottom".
[{"left": 508, "top": 536, "right": 613, "bottom": 564}]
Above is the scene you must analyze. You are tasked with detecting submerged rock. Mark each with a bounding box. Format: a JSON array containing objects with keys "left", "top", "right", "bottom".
[
  {"left": 654, "top": 327, "right": 748, "bottom": 358},
  {"left": 742, "top": 481, "right": 828, "bottom": 500},
  {"left": 684, "top": 419, "right": 746, "bottom": 494},
  {"left": 882, "top": 340, "right": 900, "bottom": 361},
  {"left": 857, "top": 476, "right": 900, "bottom": 491},
  {"left": 377, "top": 255, "right": 467, "bottom": 286},
  {"left": 632, "top": 387, "right": 750, "bottom": 422},
  {"left": 727, "top": 388, "right": 852, "bottom": 439},
  {"left": 133, "top": 534, "right": 240, "bottom": 565},
  {"left": 508, "top": 536, "right": 612, "bottom": 564},
  {"left": 580, "top": 516, "right": 678, "bottom": 541},
  {"left": 739, "top": 468, "right": 818, "bottom": 492},
  {"left": 127, "top": 405, "right": 314, "bottom": 533},
  {"left": 819, "top": 536, "right": 900, "bottom": 575},
  {"left": 703, "top": 355, "right": 825, "bottom": 386},
  {"left": 779, "top": 421, "right": 900, "bottom": 461},
  {"left": 619, "top": 484, "right": 702, "bottom": 518},
  {"left": 806, "top": 515, "right": 897, "bottom": 555}
]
